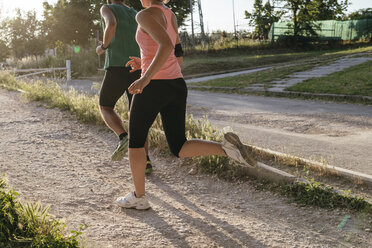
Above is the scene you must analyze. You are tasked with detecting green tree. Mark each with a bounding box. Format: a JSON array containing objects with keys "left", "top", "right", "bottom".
[
  {"left": 42, "top": 0, "right": 193, "bottom": 47},
  {"left": 245, "top": 0, "right": 283, "bottom": 39},
  {"left": 1, "top": 10, "right": 45, "bottom": 58},
  {"left": 42, "top": 0, "right": 98, "bottom": 47},
  {"left": 346, "top": 8, "right": 372, "bottom": 41},
  {"left": 305, "top": 0, "right": 349, "bottom": 20},
  {"left": 123, "top": 0, "right": 193, "bottom": 26},
  {"left": 0, "top": 39, "right": 9, "bottom": 62},
  {"left": 347, "top": 8, "right": 372, "bottom": 20},
  {"left": 283, "top": 0, "right": 348, "bottom": 38}
]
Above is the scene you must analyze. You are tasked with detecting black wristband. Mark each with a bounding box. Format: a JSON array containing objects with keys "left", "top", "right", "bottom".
[
  {"left": 101, "top": 44, "right": 108, "bottom": 50},
  {"left": 174, "top": 43, "right": 184, "bottom": 57}
]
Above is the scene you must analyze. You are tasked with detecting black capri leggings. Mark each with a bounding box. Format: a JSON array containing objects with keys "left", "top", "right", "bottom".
[
  {"left": 99, "top": 67, "right": 141, "bottom": 107},
  {"left": 129, "top": 78, "right": 188, "bottom": 157}
]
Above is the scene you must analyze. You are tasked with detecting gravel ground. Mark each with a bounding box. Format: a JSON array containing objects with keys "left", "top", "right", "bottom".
[{"left": 1, "top": 89, "right": 372, "bottom": 247}]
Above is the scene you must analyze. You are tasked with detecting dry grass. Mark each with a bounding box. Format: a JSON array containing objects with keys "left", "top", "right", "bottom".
[{"left": 1, "top": 71, "right": 370, "bottom": 212}]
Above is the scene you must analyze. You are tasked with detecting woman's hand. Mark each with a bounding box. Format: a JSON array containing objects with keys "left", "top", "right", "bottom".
[
  {"left": 128, "top": 76, "right": 150, "bottom": 95},
  {"left": 126, "top": 56, "right": 141, "bottom": 72}
]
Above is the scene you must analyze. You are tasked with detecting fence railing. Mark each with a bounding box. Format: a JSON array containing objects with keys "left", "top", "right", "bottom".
[
  {"left": 269, "top": 19, "right": 372, "bottom": 41},
  {"left": 8, "top": 60, "right": 71, "bottom": 81}
]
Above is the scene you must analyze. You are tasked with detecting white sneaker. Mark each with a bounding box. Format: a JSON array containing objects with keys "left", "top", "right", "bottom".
[
  {"left": 116, "top": 192, "right": 151, "bottom": 210},
  {"left": 222, "top": 132, "right": 257, "bottom": 168}
]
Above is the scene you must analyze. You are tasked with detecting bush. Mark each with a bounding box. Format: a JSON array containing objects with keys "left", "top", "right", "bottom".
[
  {"left": 0, "top": 177, "right": 83, "bottom": 247},
  {"left": 275, "top": 35, "right": 318, "bottom": 48},
  {"left": 6, "top": 39, "right": 99, "bottom": 79}
]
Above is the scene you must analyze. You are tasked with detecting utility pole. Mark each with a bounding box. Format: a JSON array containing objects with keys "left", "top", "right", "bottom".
[
  {"left": 189, "top": 0, "right": 195, "bottom": 46},
  {"left": 271, "top": 0, "right": 275, "bottom": 44},
  {"left": 96, "top": 30, "right": 101, "bottom": 68},
  {"left": 232, "top": 0, "right": 237, "bottom": 39},
  {"left": 197, "top": 0, "right": 206, "bottom": 41}
]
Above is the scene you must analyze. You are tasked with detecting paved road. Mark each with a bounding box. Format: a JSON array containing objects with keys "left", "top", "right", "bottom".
[{"left": 187, "top": 91, "right": 372, "bottom": 175}]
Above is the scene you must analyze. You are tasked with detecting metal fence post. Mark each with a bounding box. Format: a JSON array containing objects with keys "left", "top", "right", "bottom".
[
  {"left": 66, "top": 60, "right": 71, "bottom": 81},
  {"left": 271, "top": 22, "right": 275, "bottom": 45}
]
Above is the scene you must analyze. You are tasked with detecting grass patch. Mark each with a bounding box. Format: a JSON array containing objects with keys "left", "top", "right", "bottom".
[
  {"left": 182, "top": 45, "right": 372, "bottom": 76},
  {"left": 0, "top": 176, "right": 83, "bottom": 247},
  {"left": 189, "top": 63, "right": 317, "bottom": 88},
  {"left": 284, "top": 180, "right": 371, "bottom": 211},
  {"left": 257, "top": 179, "right": 371, "bottom": 213},
  {"left": 287, "top": 60, "right": 372, "bottom": 96},
  {"left": 1, "top": 72, "right": 370, "bottom": 213},
  {"left": 188, "top": 82, "right": 372, "bottom": 105}
]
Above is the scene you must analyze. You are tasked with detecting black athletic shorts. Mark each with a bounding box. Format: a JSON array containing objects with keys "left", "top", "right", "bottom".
[
  {"left": 99, "top": 67, "right": 141, "bottom": 108},
  {"left": 129, "top": 78, "right": 188, "bottom": 157}
]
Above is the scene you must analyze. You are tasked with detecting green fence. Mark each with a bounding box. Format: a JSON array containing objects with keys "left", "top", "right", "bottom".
[{"left": 269, "top": 19, "right": 372, "bottom": 41}]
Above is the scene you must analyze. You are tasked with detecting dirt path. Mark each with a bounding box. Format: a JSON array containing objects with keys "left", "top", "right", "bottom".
[{"left": 1, "top": 89, "right": 371, "bottom": 247}]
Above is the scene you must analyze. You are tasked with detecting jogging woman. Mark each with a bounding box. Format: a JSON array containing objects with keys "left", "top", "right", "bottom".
[{"left": 116, "top": 0, "right": 257, "bottom": 210}]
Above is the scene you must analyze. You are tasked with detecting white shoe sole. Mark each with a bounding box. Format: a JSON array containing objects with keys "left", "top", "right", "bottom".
[
  {"left": 116, "top": 196, "right": 151, "bottom": 210},
  {"left": 224, "top": 132, "right": 257, "bottom": 167}
]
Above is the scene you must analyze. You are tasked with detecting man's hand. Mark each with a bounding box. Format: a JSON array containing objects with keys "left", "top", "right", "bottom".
[{"left": 96, "top": 41, "right": 106, "bottom": 55}]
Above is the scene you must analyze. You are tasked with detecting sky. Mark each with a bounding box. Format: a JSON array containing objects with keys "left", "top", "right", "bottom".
[{"left": 0, "top": 0, "right": 371, "bottom": 33}]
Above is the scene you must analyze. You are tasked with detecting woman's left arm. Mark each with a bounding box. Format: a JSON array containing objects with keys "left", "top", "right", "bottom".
[{"left": 172, "top": 12, "right": 183, "bottom": 66}]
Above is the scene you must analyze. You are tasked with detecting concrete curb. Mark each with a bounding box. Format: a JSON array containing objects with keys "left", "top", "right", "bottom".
[
  {"left": 252, "top": 146, "right": 372, "bottom": 187},
  {"left": 240, "top": 159, "right": 372, "bottom": 205},
  {"left": 187, "top": 85, "right": 372, "bottom": 103},
  {"left": 245, "top": 162, "right": 297, "bottom": 184},
  {"left": 261, "top": 90, "right": 372, "bottom": 102}
]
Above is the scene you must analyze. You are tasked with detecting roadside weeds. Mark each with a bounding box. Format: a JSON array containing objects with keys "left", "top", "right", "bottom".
[{"left": 1, "top": 71, "right": 371, "bottom": 214}]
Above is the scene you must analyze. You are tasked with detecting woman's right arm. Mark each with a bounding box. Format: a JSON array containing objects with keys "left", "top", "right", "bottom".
[
  {"left": 128, "top": 9, "right": 174, "bottom": 94},
  {"left": 136, "top": 10, "right": 174, "bottom": 80}
]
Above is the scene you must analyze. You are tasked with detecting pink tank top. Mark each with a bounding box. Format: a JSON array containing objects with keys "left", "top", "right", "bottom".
[{"left": 136, "top": 5, "right": 183, "bottom": 80}]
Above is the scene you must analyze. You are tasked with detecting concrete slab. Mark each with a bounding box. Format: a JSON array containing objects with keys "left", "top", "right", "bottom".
[
  {"left": 252, "top": 146, "right": 372, "bottom": 187},
  {"left": 243, "top": 86, "right": 264, "bottom": 91},
  {"left": 267, "top": 87, "right": 286, "bottom": 92},
  {"left": 185, "top": 67, "right": 272, "bottom": 83},
  {"left": 266, "top": 56, "right": 372, "bottom": 93}
]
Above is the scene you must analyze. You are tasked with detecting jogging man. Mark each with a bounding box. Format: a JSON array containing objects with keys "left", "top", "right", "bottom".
[{"left": 96, "top": 0, "right": 152, "bottom": 174}]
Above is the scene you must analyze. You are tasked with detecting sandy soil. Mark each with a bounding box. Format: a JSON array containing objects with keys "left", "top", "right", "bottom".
[{"left": 1, "top": 89, "right": 371, "bottom": 248}]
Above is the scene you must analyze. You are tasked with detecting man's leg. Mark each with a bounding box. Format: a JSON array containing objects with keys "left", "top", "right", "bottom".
[
  {"left": 144, "top": 138, "right": 153, "bottom": 174},
  {"left": 99, "top": 105, "right": 126, "bottom": 136},
  {"left": 99, "top": 68, "right": 131, "bottom": 161}
]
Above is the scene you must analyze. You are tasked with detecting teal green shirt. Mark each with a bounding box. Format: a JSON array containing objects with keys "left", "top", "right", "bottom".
[{"left": 103, "top": 4, "right": 140, "bottom": 69}]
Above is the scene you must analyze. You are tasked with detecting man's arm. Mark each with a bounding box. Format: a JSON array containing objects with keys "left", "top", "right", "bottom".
[{"left": 96, "top": 5, "right": 117, "bottom": 55}]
